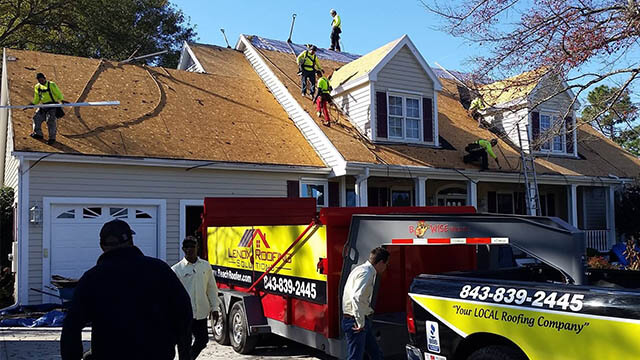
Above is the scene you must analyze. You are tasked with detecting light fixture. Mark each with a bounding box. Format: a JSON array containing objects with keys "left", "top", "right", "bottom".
[{"left": 29, "top": 204, "right": 42, "bottom": 224}]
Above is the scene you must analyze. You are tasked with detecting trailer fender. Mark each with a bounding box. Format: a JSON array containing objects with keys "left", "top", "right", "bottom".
[{"left": 220, "top": 290, "right": 270, "bottom": 335}]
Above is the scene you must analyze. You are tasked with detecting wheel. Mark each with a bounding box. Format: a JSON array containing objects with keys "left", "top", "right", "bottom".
[
  {"left": 467, "top": 345, "right": 527, "bottom": 360},
  {"left": 212, "top": 300, "right": 229, "bottom": 345},
  {"left": 229, "top": 301, "right": 258, "bottom": 354}
]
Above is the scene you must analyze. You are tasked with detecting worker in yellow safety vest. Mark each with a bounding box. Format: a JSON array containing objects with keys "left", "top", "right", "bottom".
[
  {"left": 329, "top": 9, "right": 342, "bottom": 52},
  {"left": 297, "top": 45, "right": 323, "bottom": 97},
  {"left": 26, "top": 73, "right": 65, "bottom": 145},
  {"left": 468, "top": 96, "right": 486, "bottom": 124},
  {"left": 463, "top": 138, "right": 501, "bottom": 170},
  {"left": 314, "top": 71, "right": 333, "bottom": 127}
]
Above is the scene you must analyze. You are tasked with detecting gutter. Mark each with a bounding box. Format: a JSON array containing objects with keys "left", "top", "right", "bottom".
[{"left": 13, "top": 151, "right": 332, "bottom": 175}]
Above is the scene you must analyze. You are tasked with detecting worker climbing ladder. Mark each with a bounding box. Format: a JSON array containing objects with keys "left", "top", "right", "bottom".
[{"left": 517, "top": 124, "right": 541, "bottom": 216}]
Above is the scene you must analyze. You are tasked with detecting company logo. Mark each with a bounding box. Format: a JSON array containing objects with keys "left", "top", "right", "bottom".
[
  {"left": 409, "top": 221, "right": 449, "bottom": 237},
  {"left": 238, "top": 229, "right": 270, "bottom": 248},
  {"left": 426, "top": 321, "right": 441, "bottom": 353}
]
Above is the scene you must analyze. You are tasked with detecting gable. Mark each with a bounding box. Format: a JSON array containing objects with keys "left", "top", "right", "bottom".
[
  {"left": 529, "top": 74, "right": 576, "bottom": 113},
  {"left": 375, "top": 45, "right": 434, "bottom": 94}
]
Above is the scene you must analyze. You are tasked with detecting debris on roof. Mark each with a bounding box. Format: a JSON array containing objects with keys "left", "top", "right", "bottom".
[{"left": 248, "top": 35, "right": 360, "bottom": 63}]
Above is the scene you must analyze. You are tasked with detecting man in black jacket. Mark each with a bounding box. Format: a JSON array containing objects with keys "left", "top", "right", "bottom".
[{"left": 61, "top": 219, "right": 193, "bottom": 360}]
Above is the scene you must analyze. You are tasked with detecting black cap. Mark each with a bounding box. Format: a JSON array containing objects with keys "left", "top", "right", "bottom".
[
  {"left": 310, "top": 45, "right": 317, "bottom": 51},
  {"left": 36, "top": 73, "right": 45, "bottom": 80},
  {"left": 100, "top": 219, "right": 135, "bottom": 244}
]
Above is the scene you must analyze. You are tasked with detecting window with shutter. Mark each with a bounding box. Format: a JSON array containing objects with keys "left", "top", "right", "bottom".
[
  {"left": 531, "top": 112, "right": 540, "bottom": 150},
  {"left": 565, "top": 116, "right": 574, "bottom": 153},
  {"left": 423, "top": 97, "right": 433, "bottom": 142},
  {"left": 376, "top": 92, "right": 387, "bottom": 138}
]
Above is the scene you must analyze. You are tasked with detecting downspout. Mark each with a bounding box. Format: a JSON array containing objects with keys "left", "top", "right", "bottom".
[
  {"left": 355, "top": 168, "right": 370, "bottom": 207},
  {"left": 0, "top": 48, "right": 9, "bottom": 184}
]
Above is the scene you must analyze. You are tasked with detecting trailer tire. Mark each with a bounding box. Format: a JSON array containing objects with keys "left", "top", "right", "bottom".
[
  {"left": 212, "top": 301, "right": 229, "bottom": 345},
  {"left": 467, "top": 345, "right": 526, "bottom": 360},
  {"left": 229, "top": 301, "right": 257, "bottom": 354}
]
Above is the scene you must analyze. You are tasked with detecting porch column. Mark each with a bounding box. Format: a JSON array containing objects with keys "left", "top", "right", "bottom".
[
  {"left": 339, "top": 176, "right": 347, "bottom": 207},
  {"left": 415, "top": 177, "right": 427, "bottom": 206},
  {"left": 467, "top": 180, "right": 478, "bottom": 209},
  {"left": 355, "top": 169, "right": 369, "bottom": 207},
  {"left": 567, "top": 184, "right": 578, "bottom": 227},
  {"left": 606, "top": 185, "right": 616, "bottom": 247}
]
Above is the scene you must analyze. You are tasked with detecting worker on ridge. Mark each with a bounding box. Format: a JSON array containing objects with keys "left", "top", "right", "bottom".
[
  {"left": 297, "top": 45, "right": 323, "bottom": 98},
  {"left": 329, "top": 9, "right": 341, "bottom": 52},
  {"left": 463, "top": 138, "right": 502, "bottom": 170},
  {"left": 27, "top": 73, "right": 65, "bottom": 145},
  {"left": 314, "top": 71, "right": 332, "bottom": 127},
  {"left": 468, "top": 96, "right": 486, "bottom": 124}
]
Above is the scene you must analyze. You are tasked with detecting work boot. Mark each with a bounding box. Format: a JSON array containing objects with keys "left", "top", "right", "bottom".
[
  {"left": 47, "top": 139, "right": 56, "bottom": 145},
  {"left": 317, "top": 111, "right": 322, "bottom": 118},
  {"left": 30, "top": 133, "right": 43, "bottom": 140}
]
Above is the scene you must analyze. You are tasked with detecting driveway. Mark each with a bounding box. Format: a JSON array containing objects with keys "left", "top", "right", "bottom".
[{"left": 0, "top": 327, "right": 330, "bottom": 360}]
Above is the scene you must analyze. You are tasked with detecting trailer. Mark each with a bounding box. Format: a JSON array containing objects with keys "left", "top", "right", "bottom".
[{"left": 202, "top": 197, "right": 590, "bottom": 358}]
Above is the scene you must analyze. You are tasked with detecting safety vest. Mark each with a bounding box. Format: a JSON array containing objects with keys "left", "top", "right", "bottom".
[
  {"left": 332, "top": 14, "right": 341, "bottom": 28},
  {"left": 297, "top": 50, "right": 322, "bottom": 72},
  {"left": 476, "top": 139, "right": 497, "bottom": 159},
  {"left": 33, "top": 81, "right": 63, "bottom": 105},
  {"left": 317, "top": 77, "right": 331, "bottom": 94}
]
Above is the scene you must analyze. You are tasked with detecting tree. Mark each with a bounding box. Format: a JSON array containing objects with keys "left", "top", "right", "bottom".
[
  {"left": 424, "top": 0, "right": 640, "bottom": 135},
  {"left": 0, "top": 0, "right": 196, "bottom": 67},
  {"left": 582, "top": 85, "right": 640, "bottom": 154}
]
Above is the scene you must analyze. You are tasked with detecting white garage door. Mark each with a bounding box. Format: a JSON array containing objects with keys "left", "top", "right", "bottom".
[{"left": 49, "top": 204, "right": 158, "bottom": 281}]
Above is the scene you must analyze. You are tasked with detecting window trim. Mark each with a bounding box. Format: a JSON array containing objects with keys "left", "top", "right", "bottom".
[
  {"left": 536, "top": 111, "right": 566, "bottom": 154},
  {"left": 299, "top": 178, "right": 329, "bottom": 207},
  {"left": 386, "top": 92, "right": 423, "bottom": 142}
]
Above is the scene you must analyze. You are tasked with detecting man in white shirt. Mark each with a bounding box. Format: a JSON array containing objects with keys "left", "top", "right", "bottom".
[
  {"left": 342, "top": 247, "right": 390, "bottom": 360},
  {"left": 172, "top": 237, "right": 220, "bottom": 359}
]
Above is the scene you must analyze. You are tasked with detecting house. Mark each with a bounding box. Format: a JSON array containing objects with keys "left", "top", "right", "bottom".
[{"left": 2, "top": 33, "right": 639, "bottom": 305}]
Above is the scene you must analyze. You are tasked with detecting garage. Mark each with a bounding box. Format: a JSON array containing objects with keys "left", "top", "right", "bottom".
[{"left": 47, "top": 204, "right": 159, "bottom": 283}]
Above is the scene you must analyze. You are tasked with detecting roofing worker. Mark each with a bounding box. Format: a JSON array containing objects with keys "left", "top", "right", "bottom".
[
  {"left": 329, "top": 9, "right": 342, "bottom": 52},
  {"left": 468, "top": 96, "right": 486, "bottom": 124},
  {"left": 61, "top": 219, "right": 193, "bottom": 360},
  {"left": 27, "top": 73, "right": 65, "bottom": 145},
  {"left": 172, "top": 237, "right": 220, "bottom": 360},
  {"left": 314, "top": 71, "right": 332, "bottom": 127},
  {"left": 342, "top": 247, "right": 390, "bottom": 360},
  {"left": 463, "top": 138, "right": 502, "bottom": 170},
  {"left": 297, "top": 45, "right": 323, "bottom": 98}
]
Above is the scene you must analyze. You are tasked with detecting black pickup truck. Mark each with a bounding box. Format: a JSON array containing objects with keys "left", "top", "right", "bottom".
[{"left": 405, "top": 216, "right": 640, "bottom": 360}]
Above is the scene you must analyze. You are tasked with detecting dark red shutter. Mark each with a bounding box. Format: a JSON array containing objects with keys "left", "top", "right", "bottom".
[
  {"left": 329, "top": 182, "right": 339, "bottom": 207},
  {"left": 376, "top": 92, "right": 387, "bottom": 138},
  {"left": 287, "top": 180, "right": 299, "bottom": 198},
  {"left": 565, "top": 116, "right": 574, "bottom": 153},
  {"left": 488, "top": 191, "right": 497, "bottom": 213},
  {"left": 531, "top": 112, "right": 540, "bottom": 150},
  {"left": 423, "top": 97, "right": 434, "bottom": 142}
]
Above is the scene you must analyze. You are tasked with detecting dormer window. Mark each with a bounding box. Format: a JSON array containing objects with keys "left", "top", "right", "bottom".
[
  {"left": 388, "top": 94, "right": 422, "bottom": 141},
  {"left": 539, "top": 113, "right": 565, "bottom": 152}
]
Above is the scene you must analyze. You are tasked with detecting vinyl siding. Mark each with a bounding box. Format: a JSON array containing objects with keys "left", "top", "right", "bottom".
[
  {"left": 374, "top": 46, "right": 436, "bottom": 143},
  {"left": 3, "top": 118, "right": 19, "bottom": 192},
  {"left": 27, "top": 161, "right": 313, "bottom": 303},
  {"left": 502, "top": 108, "right": 530, "bottom": 152},
  {"left": 334, "top": 83, "right": 372, "bottom": 138}
]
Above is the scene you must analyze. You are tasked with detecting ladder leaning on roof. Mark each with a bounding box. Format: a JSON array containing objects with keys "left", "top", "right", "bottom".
[{"left": 517, "top": 124, "right": 541, "bottom": 216}]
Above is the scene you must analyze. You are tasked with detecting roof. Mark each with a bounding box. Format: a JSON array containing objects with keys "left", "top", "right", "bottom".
[
  {"left": 4, "top": 48, "right": 325, "bottom": 167},
  {"left": 329, "top": 38, "right": 400, "bottom": 88},
  {"left": 249, "top": 36, "right": 360, "bottom": 63},
  {"left": 479, "top": 68, "right": 546, "bottom": 106},
  {"left": 235, "top": 38, "right": 640, "bottom": 178}
]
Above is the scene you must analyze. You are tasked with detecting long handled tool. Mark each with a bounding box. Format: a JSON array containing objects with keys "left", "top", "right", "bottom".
[
  {"left": 220, "top": 29, "right": 231, "bottom": 48},
  {"left": 287, "top": 14, "right": 297, "bottom": 43},
  {"left": 0, "top": 101, "right": 119, "bottom": 110}
]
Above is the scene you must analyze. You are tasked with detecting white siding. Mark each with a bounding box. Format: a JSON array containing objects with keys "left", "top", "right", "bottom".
[
  {"left": 27, "top": 162, "right": 309, "bottom": 303},
  {"left": 375, "top": 46, "right": 435, "bottom": 94},
  {"left": 4, "top": 118, "right": 19, "bottom": 191},
  {"left": 501, "top": 108, "right": 530, "bottom": 152},
  {"left": 334, "top": 83, "right": 372, "bottom": 138}
]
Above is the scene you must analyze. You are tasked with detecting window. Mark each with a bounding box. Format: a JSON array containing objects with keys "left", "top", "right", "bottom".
[
  {"left": 135, "top": 209, "right": 153, "bottom": 219},
  {"left": 346, "top": 189, "right": 357, "bottom": 207},
  {"left": 300, "top": 179, "right": 328, "bottom": 207},
  {"left": 497, "top": 193, "right": 514, "bottom": 214},
  {"left": 391, "top": 190, "right": 412, "bottom": 206},
  {"left": 436, "top": 186, "right": 467, "bottom": 206},
  {"left": 56, "top": 209, "right": 75, "bottom": 219},
  {"left": 539, "top": 113, "right": 565, "bottom": 153},
  {"left": 388, "top": 94, "right": 422, "bottom": 141},
  {"left": 82, "top": 207, "right": 102, "bottom": 219},
  {"left": 110, "top": 207, "right": 128, "bottom": 219}
]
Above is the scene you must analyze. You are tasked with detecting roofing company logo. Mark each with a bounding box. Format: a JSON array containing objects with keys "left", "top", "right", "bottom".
[
  {"left": 415, "top": 221, "right": 428, "bottom": 238},
  {"left": 238, "top": 229, "right": 270, "bottom": 248}
]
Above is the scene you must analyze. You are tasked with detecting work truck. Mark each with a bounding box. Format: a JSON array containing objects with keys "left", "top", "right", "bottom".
[{"left": 201, "top": 197, "right": 640, "bottom": 359}]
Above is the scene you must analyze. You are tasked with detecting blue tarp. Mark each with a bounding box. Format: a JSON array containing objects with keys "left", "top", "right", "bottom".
[{"left": 0, "top": 310, "right": 66, "bottom": 327}]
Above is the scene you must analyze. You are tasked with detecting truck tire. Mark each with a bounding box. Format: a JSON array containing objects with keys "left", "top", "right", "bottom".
[
  {"left": 212, "top": 301, "right": 229, "bottom": 345},
  {"left": 467, "top": 345, "right": 526, "bottom": 360},
  {"left": 229, "top": 301, "right": 258, "bottom": 354}
]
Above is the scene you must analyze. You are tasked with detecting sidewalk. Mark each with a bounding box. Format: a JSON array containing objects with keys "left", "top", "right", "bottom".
[{"left": 0, "top": 327, "right": 329, "bottom": 360}]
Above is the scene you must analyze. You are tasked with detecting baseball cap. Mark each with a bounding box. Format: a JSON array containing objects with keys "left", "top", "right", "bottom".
[
  {"left": 100, "top": 219, "right": 135, "bottom": 244},
  {"left": 36, "top": 73, "right": 45, "bottom": 80}
]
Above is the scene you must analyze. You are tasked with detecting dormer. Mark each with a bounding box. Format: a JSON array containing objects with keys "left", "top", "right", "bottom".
[
  {"left": 480, "top": 70, "right": 580, "bottom": 157},
  {"left": 330, "top": 35, "right": 443, "bottom": 146}
]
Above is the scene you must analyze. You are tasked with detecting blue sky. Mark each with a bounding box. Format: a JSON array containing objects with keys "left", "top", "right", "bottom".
[{"left": 172, "top": 1, "right": 477, "bottom": 72}]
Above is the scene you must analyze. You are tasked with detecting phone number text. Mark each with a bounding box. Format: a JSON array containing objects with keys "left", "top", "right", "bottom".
[{"left": 459, "top": 285, "right": 584, "bottom": 312}]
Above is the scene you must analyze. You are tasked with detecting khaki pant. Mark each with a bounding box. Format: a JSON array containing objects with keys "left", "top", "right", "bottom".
[{"left": 33, "top": 108, "right": 57, "bottom": 140}]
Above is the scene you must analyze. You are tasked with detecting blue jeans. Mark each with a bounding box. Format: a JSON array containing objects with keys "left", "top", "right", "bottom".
[
  {"left": 301, "top": 70, "right": 315, "bottom": 96},
  {"left": 342, "top": 316, "right": 382, "bottom": 360}
]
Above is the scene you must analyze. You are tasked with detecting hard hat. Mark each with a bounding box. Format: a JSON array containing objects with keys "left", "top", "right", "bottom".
[{"left": 330, "top": 9, "right": 336, "bottom": 15}]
